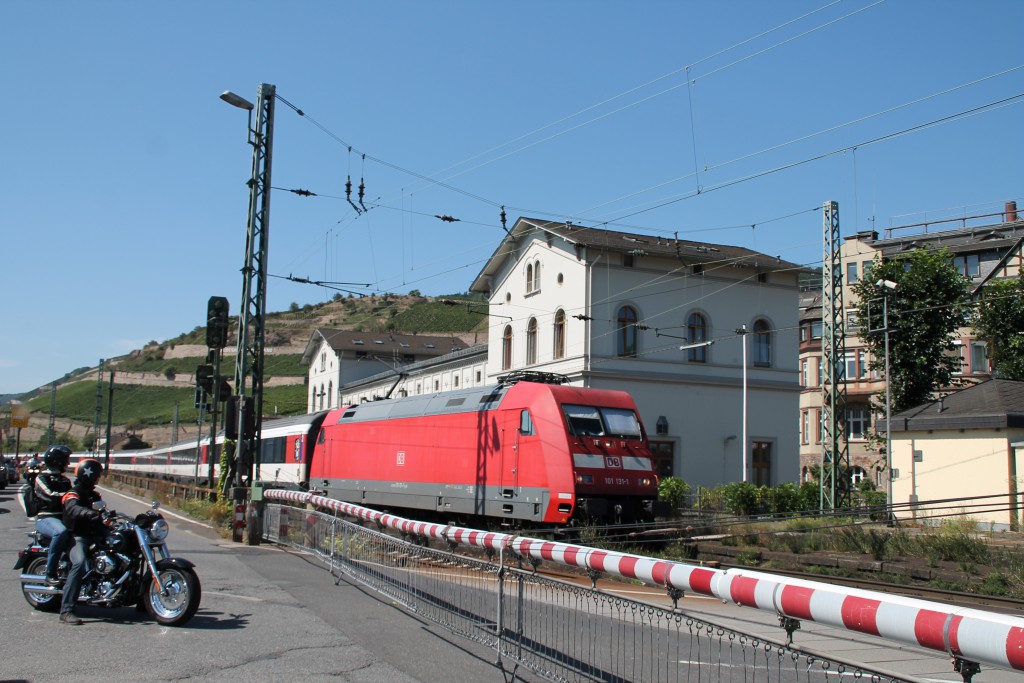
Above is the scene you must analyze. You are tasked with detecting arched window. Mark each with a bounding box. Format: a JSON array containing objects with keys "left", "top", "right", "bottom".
[
  {"left": 502, "top": 325, "right": 513, "bottom": 370},
  {"left": 318, "top": 384, "right": 325, "bottom": 410},
  {"left": 753, "top": 319, "right": 772, "bottom": 367},
  {"left": 686, "top": 312, "right": 708, "bottom": 362},
  {"left": 553, "top": 309, "right": 566, "bottom": 359},
  {"left": 526, "top": 318, "right": 538, "bottom": 365},
  {"left": 328, "top": 381, "right": 333, "bottom": 408},
  {"left": 616, "top": 306, "right": 638, "bottom": 357},
  {"left": 533, "top": 259, "right": 541, "bottom": 292},
  {"left": 525, "top": 263, "right": 534, "bottom": 293}
]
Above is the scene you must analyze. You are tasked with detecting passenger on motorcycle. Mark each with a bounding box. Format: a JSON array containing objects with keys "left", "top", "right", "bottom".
[
  {"left": 34, "top": 445, "right": 73, "bottom": 586},
  {"left": 59, "top": 459, "right": 110, "bottom": 625}
]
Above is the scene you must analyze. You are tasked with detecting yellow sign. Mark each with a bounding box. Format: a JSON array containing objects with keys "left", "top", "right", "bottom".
[{"left": 10, "top": 405, "right": 29, "bottom": 429}]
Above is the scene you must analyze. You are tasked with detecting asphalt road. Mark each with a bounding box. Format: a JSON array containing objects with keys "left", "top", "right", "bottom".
[{"left": 0, "top": 485, "right": 538, "bottom": 683}]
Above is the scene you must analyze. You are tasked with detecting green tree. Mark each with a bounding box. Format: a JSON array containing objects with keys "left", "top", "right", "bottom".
[
  {"left": 973, "top": 278, "right": 1024, "bottom": 380},
  {"left": 852, "top": 249, "right": 970, "bottom": 413}
]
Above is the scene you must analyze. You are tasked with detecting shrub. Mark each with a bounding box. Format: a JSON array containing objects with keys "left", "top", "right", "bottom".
[
  {"left": 766, "top": 482, "right": 802, "bottom": 515},
  {"left": 658, "top": 477, "right": 690, "bottom": 513},
  {"left": 723, "top": 481, "right": 761, "bottom": 516}
]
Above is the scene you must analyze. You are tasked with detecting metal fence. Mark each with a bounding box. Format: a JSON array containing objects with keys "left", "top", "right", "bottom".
[{"left": 262, "top": 503, "right": 917, "bottom": 683}]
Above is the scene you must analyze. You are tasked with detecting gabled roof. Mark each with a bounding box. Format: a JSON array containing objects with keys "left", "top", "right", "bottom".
[
  {"left": 300, "top": 329, "right": 462, "bottom": 366},
  {"left": 471, "top": 217, "right": 807, "bottom": 292},
  {"left": 888, "top": 379, "right": 1024, "bottom": 432}
]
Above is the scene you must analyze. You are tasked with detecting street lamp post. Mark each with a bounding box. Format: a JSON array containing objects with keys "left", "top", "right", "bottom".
[
  {"left": 735, "top": 325, "right": 749, "bottom": 483},
  {"left": 876, "top": 279, "right": 897, "bottom": 524}
]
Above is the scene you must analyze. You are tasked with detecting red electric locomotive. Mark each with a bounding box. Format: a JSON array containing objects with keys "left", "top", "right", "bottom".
[{"left": 308, "top": 372, "right": 667, "bottom": 526}]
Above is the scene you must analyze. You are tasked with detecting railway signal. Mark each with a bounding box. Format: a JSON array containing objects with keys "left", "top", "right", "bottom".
[{"left": 206, "top": 296, "right": 230, "bottom": 349}]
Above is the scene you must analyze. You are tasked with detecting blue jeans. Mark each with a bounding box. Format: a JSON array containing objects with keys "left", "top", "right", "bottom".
[
  {"left": 35, "top": 516, "right": 70, "bottom": 578},
  {"left": 60, "top": 536, "right": 90, "bottom": 616}
]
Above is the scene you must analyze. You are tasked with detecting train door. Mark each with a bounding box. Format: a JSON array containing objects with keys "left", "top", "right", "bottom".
[{"left": 501, "top": 409, "right": 538, "bottom": 498}]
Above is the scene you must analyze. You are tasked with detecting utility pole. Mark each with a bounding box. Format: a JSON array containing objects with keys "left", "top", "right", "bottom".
[
  {"left": 172, "top": 401, "right": 180, "bottom": 444},
  {"left": 93, "top": 359, "right": 104, "bottom": 454},
  {"left": 104, "top": 370, "right": 114, "bottom": 472},
  {"left": 222, "top": 83, "right": 275, "bottom": 543},
  {"left": 47, "top": 381, "right": 57, "bottom": 447}
]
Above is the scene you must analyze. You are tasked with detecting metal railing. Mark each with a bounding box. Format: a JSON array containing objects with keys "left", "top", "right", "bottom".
[{"left": 261, "top": 500, "right": 921, "bottom": 683}]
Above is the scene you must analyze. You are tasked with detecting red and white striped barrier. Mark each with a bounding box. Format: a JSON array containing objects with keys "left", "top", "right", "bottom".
[{"left": 264, "top": 489, "right": 1024, "bottom": 673}]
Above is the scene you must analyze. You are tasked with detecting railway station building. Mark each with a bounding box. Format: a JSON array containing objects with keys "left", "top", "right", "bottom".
[
  {"left": 301, "top": 330, "right": 467, "bottom": 413},
  {"left": 333, "top": 217, "right": 807, "bottom": 490}
]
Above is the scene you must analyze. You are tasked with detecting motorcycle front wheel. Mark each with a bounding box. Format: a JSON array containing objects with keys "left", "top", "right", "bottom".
[
  {"left": 145, "top": 566, "right": 201, "bottom": 626},
  {"left": 22, "top": 557, "right": 60, "bottom": 612}
]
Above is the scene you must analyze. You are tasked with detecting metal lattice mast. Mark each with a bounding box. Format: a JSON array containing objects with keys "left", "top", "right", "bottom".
[
  {"left": 820, "top": 200, "right": 850, "bottom": 510},
  {"left": 233, "top": 83, "right": 275, "bottom": 493}
]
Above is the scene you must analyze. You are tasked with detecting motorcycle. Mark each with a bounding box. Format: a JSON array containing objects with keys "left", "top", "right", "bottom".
[{"left": 14, "top": 501, "right": 201, "bottom": 626}]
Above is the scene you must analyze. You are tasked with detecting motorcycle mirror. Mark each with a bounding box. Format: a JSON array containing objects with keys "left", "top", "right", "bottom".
[
  {"left": 151, "top": 500, "right": 160, "bottom": 511},
  {"left": 92, "top": 500, "right": 108, "bottom": 511}
]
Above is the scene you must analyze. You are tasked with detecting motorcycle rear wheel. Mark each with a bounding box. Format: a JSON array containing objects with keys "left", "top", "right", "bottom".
[
  {"left": 145, "top": 566, "right": 201, "bottom": 626},
  {"left": 22, "top": 557, "right": 60, "bottom": 612}
]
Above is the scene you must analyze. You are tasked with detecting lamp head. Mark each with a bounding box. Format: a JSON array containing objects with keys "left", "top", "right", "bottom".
[
  {"left": 876, "top": 279, "right": 897, "bottom": 290},
  {"left": 220, "top": 90, "right": 255, "bottom": 111}
]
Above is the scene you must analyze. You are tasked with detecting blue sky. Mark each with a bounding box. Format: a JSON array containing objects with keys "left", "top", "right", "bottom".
[{"left": 2, "top": 1, "right": 1021, "bottom": 395}]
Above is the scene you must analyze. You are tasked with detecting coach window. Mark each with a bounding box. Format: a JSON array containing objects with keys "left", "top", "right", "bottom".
[
  {"left": 553, "top": 309, "right": 566, "bottom": 359},
  {"left": 526, "top": 317, "right": 538, "bottom": 365},
  {"left": 616, "top": 305, "right": 638, "bottom": 357},
  {"left": 753, "top": 319, "right": 772, "bottom": 367},
  {"left": 502, "top": 325, "right": 513, "bottom": 370},
  {"left": 519, "top": 410, "right": 534, "bottom": 435}
]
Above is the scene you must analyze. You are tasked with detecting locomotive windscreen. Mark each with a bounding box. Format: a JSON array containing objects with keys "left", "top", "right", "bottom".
[{"left": 563, "top": 404, "right": 642, "bottom": 439}]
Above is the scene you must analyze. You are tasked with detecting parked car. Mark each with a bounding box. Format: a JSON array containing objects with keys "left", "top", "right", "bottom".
[{"left": 0, "top": 458, "right": 13, "bottom": 490}]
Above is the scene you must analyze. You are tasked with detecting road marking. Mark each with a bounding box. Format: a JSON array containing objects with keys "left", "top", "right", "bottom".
[{"left": 202, "top": 590, "right": 265, "bottom": 602}]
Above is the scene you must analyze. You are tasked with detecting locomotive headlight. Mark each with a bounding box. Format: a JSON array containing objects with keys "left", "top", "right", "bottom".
[
  {"left": 149, "top": 518, "right": 169, "bottom": 541},
  {"left": 639, "top": 477, "right": 653, "bottom": 487}
]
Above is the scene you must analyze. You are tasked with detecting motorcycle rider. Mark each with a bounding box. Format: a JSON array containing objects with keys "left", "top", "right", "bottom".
[
  {"left": 59, "top": 458, "right": 109, "bottom": 625},
  {"left": 34, "top": 445, "right": 73, "bottom": 586},
  {"left": 24, "top": 452, "right": 42, "bottom": 486}
]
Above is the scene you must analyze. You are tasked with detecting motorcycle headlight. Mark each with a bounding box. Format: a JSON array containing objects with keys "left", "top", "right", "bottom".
[{"left": 149, "top": 518, "right": 169, "bottom": 541}]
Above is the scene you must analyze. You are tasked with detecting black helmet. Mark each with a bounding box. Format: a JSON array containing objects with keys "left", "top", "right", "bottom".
[
  {"left": 43, "top": 445, "right": 72, "bottom": 471},
  {"left": 75, "top": 458, "right": 104, "bottom": 487}
]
